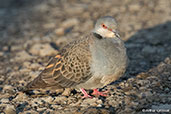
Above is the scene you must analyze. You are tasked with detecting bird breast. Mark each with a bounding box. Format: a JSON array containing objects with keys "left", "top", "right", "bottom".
[
  {"left": 90, "top": 37, "right": 127, "bottom": 79},
  {"left": 74, "top": 37, "right": 127, "bottom": 89}
]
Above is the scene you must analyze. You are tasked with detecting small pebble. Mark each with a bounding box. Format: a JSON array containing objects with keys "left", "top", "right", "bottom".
[
  {"left": 4, "top": 105, "right": 16, "bottom": 114},
  {"left": 29, "top": 43, "right": 57, "bottom": 56}
]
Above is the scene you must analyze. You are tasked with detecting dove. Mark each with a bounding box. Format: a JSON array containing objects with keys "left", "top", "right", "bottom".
[{"left": 26, "top": 16, "right": 128, "bottom": 98}]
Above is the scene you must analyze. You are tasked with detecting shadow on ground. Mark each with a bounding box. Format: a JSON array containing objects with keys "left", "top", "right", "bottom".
[
  {"left": 114, "top": 21, "right": 171, "bottom": 83},
  {"left": 0, "top": 0, "right": 44, "bottom": 8}
]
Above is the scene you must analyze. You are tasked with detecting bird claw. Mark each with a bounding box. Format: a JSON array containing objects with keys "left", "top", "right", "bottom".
[
  {"left": 80, "top": 88, "right": 108, "bottom": 98},
  {"left": 82, "top": 94, "right": 92, "bottom": 98},
  {"left": 80, "top": 88, "right": 92, "bottom": 98},
  {"left": 91, "top": 89, "right": 108, "bottom": 96}
]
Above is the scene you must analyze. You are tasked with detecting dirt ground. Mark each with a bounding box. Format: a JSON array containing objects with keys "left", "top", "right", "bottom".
[{"left": 0, "top": 0, "right": 171, "bottom": 114}]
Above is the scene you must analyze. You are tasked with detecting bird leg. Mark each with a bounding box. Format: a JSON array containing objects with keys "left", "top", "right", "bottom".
[
  {"left": 91, "top": 88, "right": 108, "bottom": 96},
  {"left": 80, "top": 88, "right": 92, "bottom": 98}
]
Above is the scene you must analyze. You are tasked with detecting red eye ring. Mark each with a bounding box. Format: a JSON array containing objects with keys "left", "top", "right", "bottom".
[{"left": 101, "top": 24, "right": 107, "bottom": 29}]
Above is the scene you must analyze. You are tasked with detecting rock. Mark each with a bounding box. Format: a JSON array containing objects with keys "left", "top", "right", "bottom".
[
  {"left": 41, "top": 96, "right": 54, "bottom": 104},
  {"left": 31, "top": 37, "right": 42, "bottom": 43},
  {"left": 164, "top": 87, "right": 169, "bottom": 93},
  {"left": 0, "top": 87, "right": 2, "bottom": 92},
  {"left": 11, "top": 45, "right": 23, "bottom": 51},
  {"left": 36, "top": 107, "right": 47, "bottom": 112},
  {"left": 125, "top": 43, "right": 141, "bottom": 48},
  {"left": 29, "top": 43, "right": 57, "bottom": 56},
  {"left": 2, "top": 85, "right": 15, "bottom": 94},
  {"left": 13, "top": 92, "right": 28, "bottom": 102},
  {"left": 3, "top": 85, "right": 13, "bottom": 91},
  {"left": 2, "top": 46, "right": 8, "bottom": 51},
  {"left": 34, "top": 3, "right": 49, "bottom": 12},
  {"left": 81, "top": 107, "right": 109, "bottom": 114},
  {"left": 22, "top": 110, "right": 39, "bottom": 114},
  {"left": 19, "top": 68, "right": 31, "bottom": 73},
  {"left": 43, "top": 23, "right": 56, "bottom": 29},
  {"left": 43, "top": 109, "right": 54, "bottom": 114},
  {"left": 70, "top": 100, "right": 82, "bottom": 107},
  {"left": 0, "top": 76, "right": 4, "bottom": 84},
  {"left": 1, "top": 98, "right": 9, "bottom": 103},
  {"left": 164, "top": 57, "right": 171, "bottom": 64},
  {"left": 76, "top": 20, "right": 93, "bottom": 32},
  {"left": 142, "top": 46, "right": 157, "bottom": 55},
  {"left": 55, "top": 37, "right": 69, "bottom": 45},
  {"left": 30, "top": 63, "right": 42, "bottom": 69},
  {"left": 81, "top": 98, "right": 102, "bottom": 107},
  {"left": 168, "top": 76, "right": 171, "bottom": 81},
  {"left": 15, "top": 50, "right": 33, "bottom": 61},
  {"left": 24, "top": 61, "right": 43, "bottom": 70},
  {"left": 18, "top": 79, "right": 27, "bottom": 86},
  {"left": 51, "top": 104, "right": 63, "bottom": 109},
  {"left": 65, "top": 4, "right": 86, "bottom": 15},
  {"left": 53, "top": 96, "right": 67, "bottom": 103},
  {"left": 62, "top": 88, "right": 72, "bottom": 96},
  {"left": 30, "top": 98, "right": 43, "bottom": 107},
  {"left": 147, "top": 34, "right": 162, "bottom": 45},
  {"left": 61, "top": 18, "right": 79, "bottom": 28},
  {"left": 0, "top": 51, "right": 4, "bottom": 56},
  {"left": 128, "top": 3, "right": 141, "bottom": 11},
  {"left": 4, "top": 104, "right": 16, "bottom": 114},
  {"left": 23, "top": 61, "right": 31, "bottom": 68},
  {"left": 138, "top": 91, "right": 153, "bottom": 99},
  {"left": 55, "top": 28, "right": 65, "bottom": 36}
]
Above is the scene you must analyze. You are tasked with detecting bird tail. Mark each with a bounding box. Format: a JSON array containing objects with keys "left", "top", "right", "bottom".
[{"left": 25, "top": 75, "right": 47, "bottom": 90}]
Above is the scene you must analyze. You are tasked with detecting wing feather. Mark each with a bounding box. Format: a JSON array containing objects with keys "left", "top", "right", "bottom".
[{"left": 26, "top": 36, "right": 93, "bottom": 90}]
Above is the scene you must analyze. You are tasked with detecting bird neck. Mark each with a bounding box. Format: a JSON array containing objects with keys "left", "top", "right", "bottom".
[
  {"left": 91, "top": 31, "right": 123, "bottom": 48},
  {"left": 93, "top": 32, "right": 103, "bottom": 39},
  {"left": 92, "top": 31, "right": 121, "bottom": 44}
]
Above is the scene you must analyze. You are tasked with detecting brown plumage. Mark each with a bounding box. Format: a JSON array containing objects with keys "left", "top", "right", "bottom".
[{"left": 26, "top": 36, "right": 93, "bottom": 90}]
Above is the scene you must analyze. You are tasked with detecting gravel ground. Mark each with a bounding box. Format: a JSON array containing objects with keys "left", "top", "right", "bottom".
[{"left": 0, "top": 0, "right": 171, "bottom": 114}]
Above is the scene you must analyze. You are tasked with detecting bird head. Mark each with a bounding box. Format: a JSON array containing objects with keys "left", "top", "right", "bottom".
[{"left": 93, "top": 16, "right": 120, "bottom": 38}]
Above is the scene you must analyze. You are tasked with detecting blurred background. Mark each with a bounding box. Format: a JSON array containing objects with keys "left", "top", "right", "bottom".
[
  {"left": 0, "top": 0, "right": 171, "bottom": 113},
  {"left": 0, "top": 0, "right": 171, "bottom": 79}
]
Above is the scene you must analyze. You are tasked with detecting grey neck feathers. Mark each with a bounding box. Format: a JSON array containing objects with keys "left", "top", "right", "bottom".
[{"left": 92, "top": 35, "right": 124, "bottom": 52}]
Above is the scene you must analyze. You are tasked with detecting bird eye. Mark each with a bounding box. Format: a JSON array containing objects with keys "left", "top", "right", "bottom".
[{"left": 101, "top": 24, "right": 107, "bottom": 29}]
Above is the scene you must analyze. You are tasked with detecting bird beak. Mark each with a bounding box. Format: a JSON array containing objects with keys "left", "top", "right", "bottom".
[{"left": 112, "top": 30, "right": 120, "bottom": 37}]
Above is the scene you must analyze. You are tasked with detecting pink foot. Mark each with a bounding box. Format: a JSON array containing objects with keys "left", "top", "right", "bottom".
[
  {"left": 91, "top": 89, "right": 108, "bottom": 96},
  {"left": 80, "top": 88, "right": 92, "bottom": 98}
]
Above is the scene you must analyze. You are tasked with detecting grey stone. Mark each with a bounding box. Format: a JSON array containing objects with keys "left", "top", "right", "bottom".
[
  {"left": 15, "top": 50, "right": 33, "bottom": 61},
  {"left": 4, "top": 104, "right": 16, "bottom": 114},
  {"left": 29, "top": 43, "right": 57, "bottom": 56}
]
